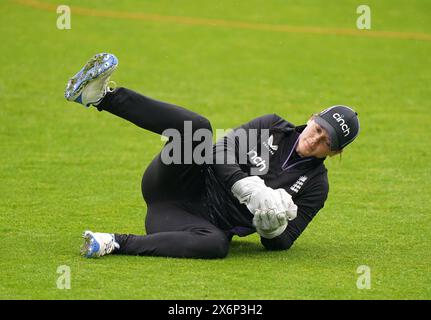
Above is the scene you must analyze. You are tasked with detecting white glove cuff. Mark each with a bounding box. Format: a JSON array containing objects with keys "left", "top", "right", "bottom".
[
  {"left": 276, "top": 189, "right": 298, "bottom": 220},
  {"left": 231, "top": 176, "right": 266, "bottom": 203}
]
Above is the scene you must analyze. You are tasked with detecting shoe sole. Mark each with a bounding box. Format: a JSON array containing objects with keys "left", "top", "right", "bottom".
[
  {"left": 64, "top": 53, "right": 118, "bottom": 103},
  {"left": 80, "top": 230, "right": 99, "bottom": 258}
]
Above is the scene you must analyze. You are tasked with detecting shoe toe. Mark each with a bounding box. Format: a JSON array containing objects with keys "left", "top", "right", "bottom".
[{"left": 81, "top": 231, "right": 100, "bottom": 258}]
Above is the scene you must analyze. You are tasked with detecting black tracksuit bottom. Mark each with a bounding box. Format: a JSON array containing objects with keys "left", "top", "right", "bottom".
[{"left": 97, "top": 87, "right": 230, "bottom": 259}]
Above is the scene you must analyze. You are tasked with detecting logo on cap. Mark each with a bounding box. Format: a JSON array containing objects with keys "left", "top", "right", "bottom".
[
  {"left": 315, "top": 105, "right": 359, "bottom": 150},
  {"left": 333, "top": 113, "right": 350, "bottom": 137}
]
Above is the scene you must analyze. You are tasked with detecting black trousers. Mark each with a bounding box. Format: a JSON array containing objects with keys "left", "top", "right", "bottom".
[{"left": 97, "top": 87, "right": 230, "bottom": 259}]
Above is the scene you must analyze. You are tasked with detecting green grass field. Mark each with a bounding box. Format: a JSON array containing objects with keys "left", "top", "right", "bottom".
[{"left": 1, "top": 0, "right": 430, "bottom": 299}]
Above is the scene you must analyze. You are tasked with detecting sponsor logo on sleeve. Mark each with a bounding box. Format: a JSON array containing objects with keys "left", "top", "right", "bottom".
[{"left": 263, "top": 135, "right": 278, "bottom": 155}]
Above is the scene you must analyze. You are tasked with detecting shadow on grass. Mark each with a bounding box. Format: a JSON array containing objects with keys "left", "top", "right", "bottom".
[
  {"left": 227, "top": 238, "right": 334, "bottom": 261},
  {"left": 97, "top": 237, "right": 333, "bottom": 262},
  {"left": 228, "top": 239, "right": 264, "bottom": 257}
]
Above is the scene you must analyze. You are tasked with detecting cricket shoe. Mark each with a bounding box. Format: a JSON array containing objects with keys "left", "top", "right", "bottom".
[
  {"left": 65, "top": 53, "right": 118, "bottom": 107},
  {"left": 81, "top": 230, "right": 120, "bottom": 258}
]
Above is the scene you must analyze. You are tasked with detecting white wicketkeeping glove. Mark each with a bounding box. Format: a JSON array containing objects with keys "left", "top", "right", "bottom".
[
  {"left": 253, "top": 208, "right": 288, "bottom": 239},
  {"left": 231, "top": 176, "right": 298, "bottom": 221},
  {"left": 231, "top": 176, "right": 278, "bottom": 213}
]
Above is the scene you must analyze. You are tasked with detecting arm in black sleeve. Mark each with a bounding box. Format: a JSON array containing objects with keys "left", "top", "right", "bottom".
[
  {"left": 211, "top": 113, "right": 282, "bottom": 190},
  {"left": 260, "top": 178, "right": 329, "bottom": 251}
]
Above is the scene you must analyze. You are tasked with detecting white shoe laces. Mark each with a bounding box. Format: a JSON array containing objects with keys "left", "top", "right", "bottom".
[{"left": 100, "top": 237, "right": 120, "bottom": 256}]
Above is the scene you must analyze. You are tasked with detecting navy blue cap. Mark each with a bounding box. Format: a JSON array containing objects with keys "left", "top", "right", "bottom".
[{"left": 314, "top": 105, "right": 360, "bottom": 151}]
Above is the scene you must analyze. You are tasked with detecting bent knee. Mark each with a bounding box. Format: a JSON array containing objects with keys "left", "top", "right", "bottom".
[
  {"left": 193, "top": 229, "right": 229, "bottom": 259},
  {"left": 210, "top": 236, "right": 229, "bottom": 259}
]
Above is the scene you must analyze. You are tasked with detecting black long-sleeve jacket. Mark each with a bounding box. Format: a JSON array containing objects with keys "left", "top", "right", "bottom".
[{"left": 202, "top": 113, "right": 329, "bottom": 250}]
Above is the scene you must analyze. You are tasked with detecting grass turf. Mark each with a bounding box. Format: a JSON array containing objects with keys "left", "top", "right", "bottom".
[{"left": 0, "top": 0, "right": 430, "bottom": 299}]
